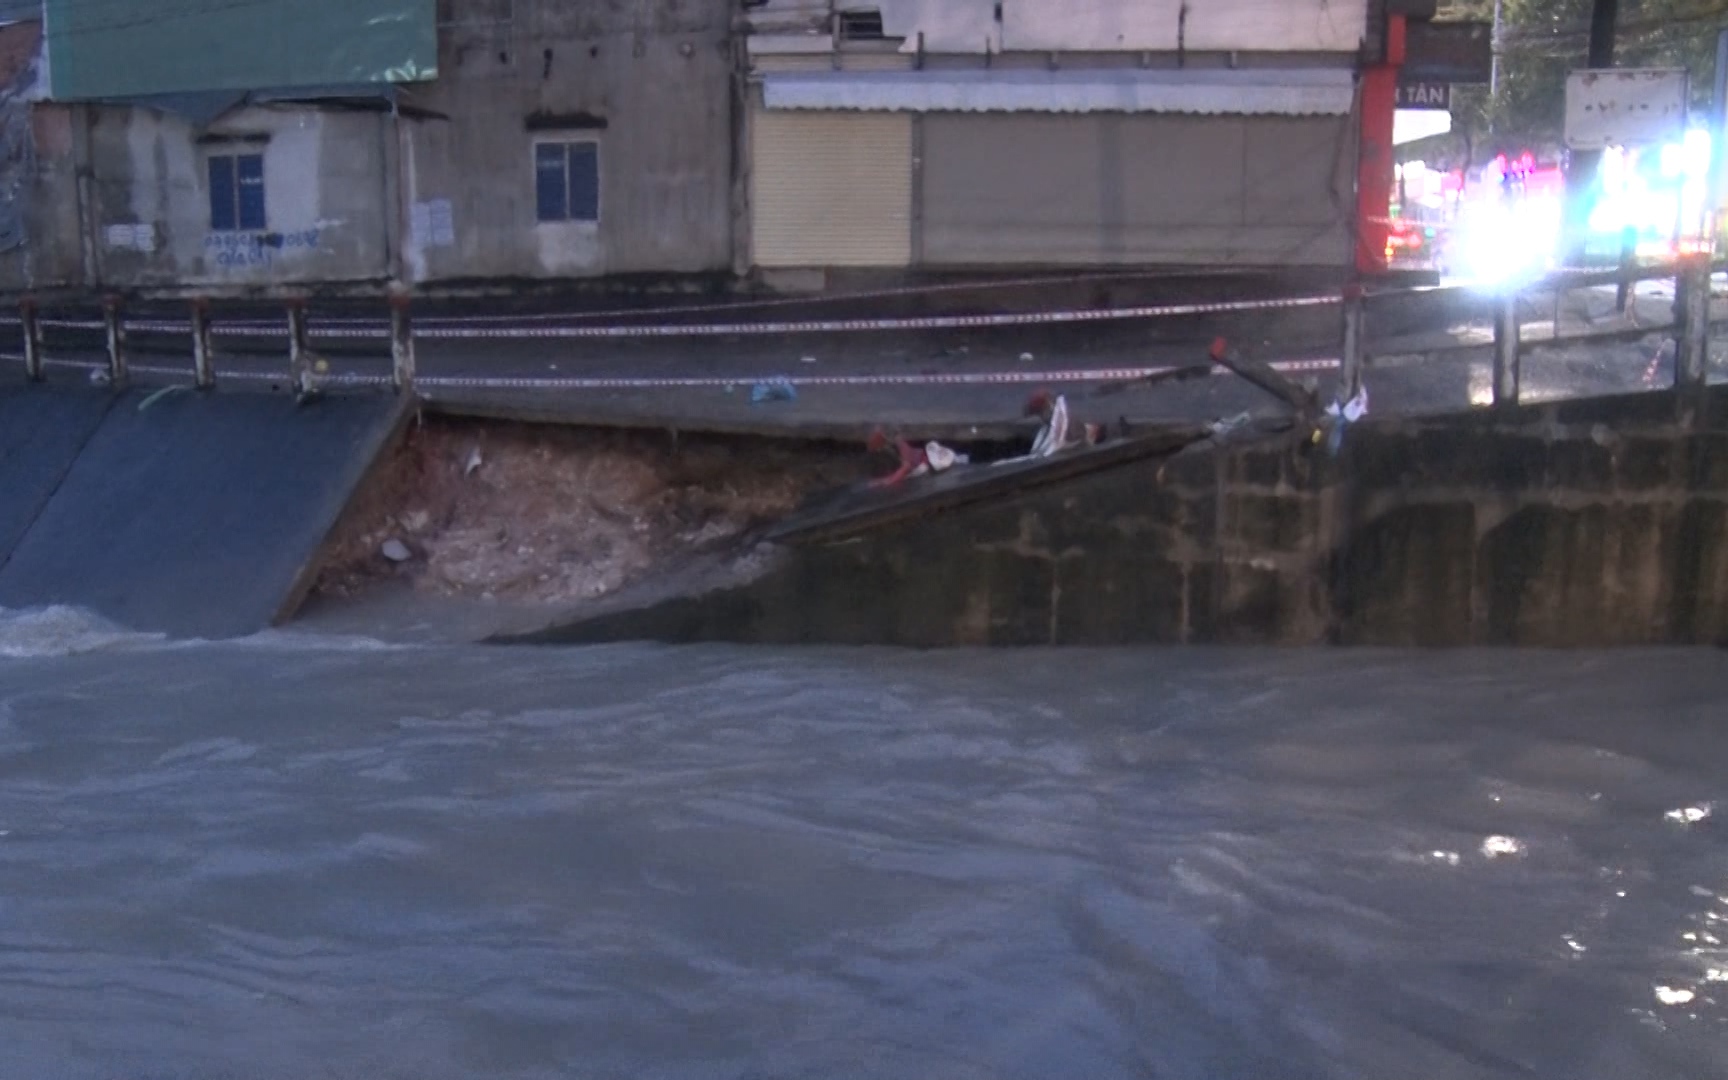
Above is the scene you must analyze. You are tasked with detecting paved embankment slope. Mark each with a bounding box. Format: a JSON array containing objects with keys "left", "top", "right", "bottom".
[{"left": 0, "top": 385, "right": 406, "bottom": 637}]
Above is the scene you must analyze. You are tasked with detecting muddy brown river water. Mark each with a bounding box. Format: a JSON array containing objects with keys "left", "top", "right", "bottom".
[{"left": 2, "top": 606, "right": 1725, "bottom": 1079}]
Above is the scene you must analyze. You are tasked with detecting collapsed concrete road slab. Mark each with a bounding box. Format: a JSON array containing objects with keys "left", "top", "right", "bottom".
[
  {"left": 507, "top": 386, "right": 1728, "bottom": 649},
  {"left": 0, "top": 387, "right": 408, "bottom": 638}
]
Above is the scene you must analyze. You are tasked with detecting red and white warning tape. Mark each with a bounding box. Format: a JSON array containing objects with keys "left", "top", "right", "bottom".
[
  {"left": 417, "top": 357, "right": 1339, "bottom": 392},
  {"left": 0, "top": 268, "right": 1251, "bottom": 333},
  {"left": 3, "top": 352, "right": 1338, "bottom": 391},
  {"left": 303, "top": 268, "right": 1250, "bottom": 327},
  {"left": 1, "top": 292, "right": 1338, "bottom": 342}
]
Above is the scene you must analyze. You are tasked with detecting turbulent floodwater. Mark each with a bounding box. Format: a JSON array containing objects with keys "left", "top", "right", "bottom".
[{"left": 1, "top": 606, "right": 1726, "bottom": 1079}]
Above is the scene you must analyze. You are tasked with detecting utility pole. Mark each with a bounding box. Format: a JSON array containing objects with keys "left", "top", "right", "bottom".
[
  {"left": 1490, "top": 0, "right": 1503, "bottom": 99},
  {"left": 1711, "top": 28, "right": 1728, "bottom": 247},
  {"left": 1586, "top": 0, "right": 1619, "bottom": 69},
  {"left": 1565, "top": 0, "right": 1620, "bottom": 264}
]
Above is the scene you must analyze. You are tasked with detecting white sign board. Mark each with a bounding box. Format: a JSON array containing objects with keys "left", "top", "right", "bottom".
[
  {"left": 1565, "top": 68, "right": 1688, "bottom": 150},
  {"left": 866, "top": 0, "right": 1369, "bottom": 55}
]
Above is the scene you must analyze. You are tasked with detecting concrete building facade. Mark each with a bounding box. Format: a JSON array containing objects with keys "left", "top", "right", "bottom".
[
  {"left": 84, "top": 104, "right": 396, "bottom": 291},
  {"left": 743, "top": 0, "right": 1372, "bottom": 278},
  {"left": 0, "top": 0, "right": 737, "bottom": 296},
  {"left": 399, "top": 0, "right": 736, "bottom": 285},
  {"left": 0, "top": 0, "right": 1414, "bottom": 296}
]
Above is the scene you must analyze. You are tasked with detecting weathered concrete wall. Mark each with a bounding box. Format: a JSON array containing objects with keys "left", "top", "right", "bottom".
[
  {"left": 537, "top": 387, "right": 1728, "bottom": 648},
  {"left": 7, "top": 104, "right": 86, "bottom": 289},
  {"left": 0, "top": 0, "right": 734, "bottom": 292},
  {"left": 0, "top": 20, "right": 85, "bottom": 292},
  {"left": 402, "top": 0, "right": 734, "bottom": 283},
  {"left": 86, "top": 104, "right": 392, "bottom": 289}
]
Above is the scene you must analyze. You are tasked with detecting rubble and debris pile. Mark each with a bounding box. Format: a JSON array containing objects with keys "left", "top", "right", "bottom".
[{"left": 313, "top": 416, "right": 867, "bottom": 608}]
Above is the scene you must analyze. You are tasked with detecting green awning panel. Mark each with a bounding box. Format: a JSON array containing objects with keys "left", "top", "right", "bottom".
[{"left": 44, "top": 0, "right": 436, "bottom": 100}]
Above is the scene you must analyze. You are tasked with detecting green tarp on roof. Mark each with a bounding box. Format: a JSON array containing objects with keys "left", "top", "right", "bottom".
[{"left": 44, "top": 0, "right": 436, "bottom": 100}]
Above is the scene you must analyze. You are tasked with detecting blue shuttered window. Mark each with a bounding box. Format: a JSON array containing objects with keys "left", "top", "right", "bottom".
[
  {"left": 565, "top": 143, "right": 598, "bottom": 222},
  {"left": 208, "top": 152, "right": 265, "bottom": 231},
  {"left": 534, "top": 141, "right": 599, "bottom": 223},
  {"left": 207, "top": 155, "right": 236, "bottom": 232},
  {"left": 236, "top": 153, "right": 266, "bottom": 230},
  {"left": 534, "top": 143, "right": 568, "bottom": 222}
]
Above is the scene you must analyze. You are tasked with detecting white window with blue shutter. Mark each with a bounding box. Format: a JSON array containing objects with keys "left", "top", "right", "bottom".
[
  {"left": 208, "top": 152, "right": 266, "bottom": 232},
  {"left": 534, "top": 140, "right": 599, "bottom": 224}
]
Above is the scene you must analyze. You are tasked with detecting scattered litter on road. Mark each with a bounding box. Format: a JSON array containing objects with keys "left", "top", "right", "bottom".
[
  {"left": 925, "top": 442, "right": 967, "bottom": 472},
  {"left": 463, "top": 446, "right": 485, "bottom": 477},
  {"left": 1209, "top": 412, "right": 1252, "bottom": 437},
  {"left": 751, "top": 379, "right": 798, "bottom": 404},
  {"left": 1019, "top": 352, "right": 1034, "bottom": 363},
  {"left": 1027, "top": 391, "right": 1070, "bottom": 456},
  {"left": 1327, "top": 385, "right": 1369, "bottom": 425},
  {"left": 867, "top": 430, "right": 968, "bottom": 488},
  {"left": 800, "top": 355, "right": 818, "bottom": 364},
  {"left": 380, "top": 539, "right": 413, "bottom": 563},
  {"left": 1320, "top": 385, "right": 1370, "bottom": 455}
]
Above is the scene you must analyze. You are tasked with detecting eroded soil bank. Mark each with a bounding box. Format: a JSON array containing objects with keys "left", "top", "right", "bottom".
[{"left": 311, "top": 416, "right": 867, "bottom": 615}]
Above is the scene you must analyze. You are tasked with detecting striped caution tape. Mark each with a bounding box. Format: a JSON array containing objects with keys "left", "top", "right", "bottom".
[
  {"left": 295, "top": 268, "right": 1251, "bottom": 328},
  {"left": 0, "top": 268, "right": 1249, "bottom": 333},
  {"left": 414, "top": 357, "right": 1341, "bottom": 392},
  {"left": 4, "top": 352, "right": 1339, "bottom": 390},
  {"left": 3, "top": 292, "right": 1339, "bottom": 342},
  {"left": 388, "top": 294, "right": 1338, "bottom": 340}
]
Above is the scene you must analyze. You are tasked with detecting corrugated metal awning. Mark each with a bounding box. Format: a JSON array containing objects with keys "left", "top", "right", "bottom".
[{"left": 760, "top": 69, "right": 1356, "bottom": 116}]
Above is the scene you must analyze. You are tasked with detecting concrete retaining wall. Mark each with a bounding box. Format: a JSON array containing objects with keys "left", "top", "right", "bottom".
[{"left": 531, "top": 386, "right": 1728, "bottom": 647}]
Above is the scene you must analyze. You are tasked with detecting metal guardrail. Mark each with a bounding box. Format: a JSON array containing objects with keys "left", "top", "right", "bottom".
[
  {"left": 1324, "top": 257, "right": 1727, "bottom": 410},
  {"left": 1475, "top": 256, "right": 1720, "bottom": 408},
  {"left": 0, "top": 258, "right": 1721, "bottom": 402}
]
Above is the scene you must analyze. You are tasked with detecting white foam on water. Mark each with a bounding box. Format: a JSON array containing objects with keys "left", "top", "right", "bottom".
[
  {"left": 1480, "top": 834, "right": 1526, "bottom": 859},
  {"left": 0, "top": 605, "right": 165, "bottom": 660},
  {"left": 0, "top": 606, "right": 411, "bottom": 660},
  {"left": 220, "top": 627, "right": 414, "bottom": 654}
]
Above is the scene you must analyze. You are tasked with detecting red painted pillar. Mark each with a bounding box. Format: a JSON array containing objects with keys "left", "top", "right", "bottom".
[{"left": 1356, "top": 15, "right": 1406, "bottom": 276}]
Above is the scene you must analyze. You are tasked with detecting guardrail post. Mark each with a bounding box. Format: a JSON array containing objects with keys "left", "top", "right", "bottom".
[
  {"left": 20, "top": 298, "right": 42, "bottom": 382},
  {"left": 1615, "top": 226, "right": 1636, "bottom": 313},
  {"left": 1340, "top": 284, "right": 1365, "bottom": 399},
  {"left": 190, "top": 298, "right": 214, "bottom": 390},
  {"left": 1676, "top": 254, "right": 1711, "bottom": 390},
  {"left": 102, "top": 295, "right": 127, "bottom": 387},
  {"left": 286, "top": 299, "right": 310, "bottom": 387},
  {"left": 390, "top": 293, "right": 415, "bottom": 393},
  {"left": 1492, "top": 289, "right": 1520, "bottom": 408}
]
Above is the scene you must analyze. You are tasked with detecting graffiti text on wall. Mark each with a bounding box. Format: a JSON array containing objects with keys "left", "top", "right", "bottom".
[{"left": 205, "top": 228, "right": 321, "bottom": 268}]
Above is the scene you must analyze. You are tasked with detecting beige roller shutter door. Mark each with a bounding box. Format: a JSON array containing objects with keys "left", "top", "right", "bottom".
[
  {"left": 750, "top": 109, "right": 912, "bottom": 268},
  {"left": 921, "top": 113, "right": 1351, "bottom": 268}
]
